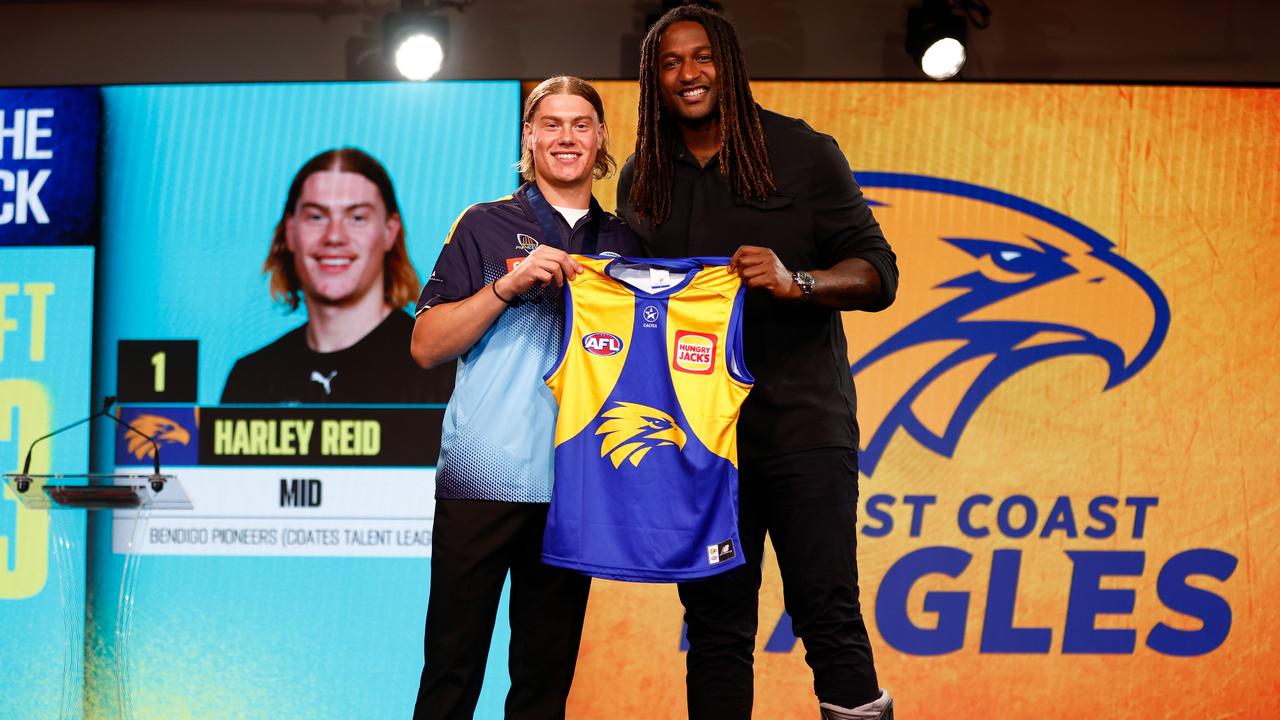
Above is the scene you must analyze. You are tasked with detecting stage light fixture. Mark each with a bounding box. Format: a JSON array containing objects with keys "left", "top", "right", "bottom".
[
  {"left": 921, "top": 36, "right": 965, "bottom": 80},
  {"left": 906, "top": 0, "right": 990, "bottom": 81},
  {"left": 384, "top": 1, "right": 450, "bottom": 81}
]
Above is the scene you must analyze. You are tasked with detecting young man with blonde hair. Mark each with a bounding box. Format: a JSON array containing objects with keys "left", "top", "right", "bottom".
[{"left": 409, "top": 76, "right": 641, "bottom": 720}]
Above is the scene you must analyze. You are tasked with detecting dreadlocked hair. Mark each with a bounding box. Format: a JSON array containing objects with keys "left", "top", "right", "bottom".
[{"left": 631, "top": 4, "right": 775, "bottom": 224}]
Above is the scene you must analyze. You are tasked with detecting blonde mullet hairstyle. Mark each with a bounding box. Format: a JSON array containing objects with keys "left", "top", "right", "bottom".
[{"left": 519, "top": 76, "right": 616, "bottom": 182}]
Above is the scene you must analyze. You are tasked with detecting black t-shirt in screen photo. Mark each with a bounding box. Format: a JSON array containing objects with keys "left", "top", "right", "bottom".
[{"left": 220, "top": 309, "right": 454, "bottom": 404}]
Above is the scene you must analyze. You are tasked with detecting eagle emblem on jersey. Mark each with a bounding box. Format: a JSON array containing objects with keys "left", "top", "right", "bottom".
[
  {"left": 124, "top": 414, "right": 192, "bottom": 460},
  {"left": 595, "top": 401, "right": 688, "bottom": 468},
  {"left": 849, "top": 173, "right": 1169, "bottom": 476}
]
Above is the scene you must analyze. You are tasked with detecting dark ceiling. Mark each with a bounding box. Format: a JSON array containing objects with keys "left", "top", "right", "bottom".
[{"left": 0, "top": 0, "right": 1276, "bottom": 86}]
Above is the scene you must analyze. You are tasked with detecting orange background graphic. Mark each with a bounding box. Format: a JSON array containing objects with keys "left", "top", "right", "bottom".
[{"left": 564, "top": 82, "right": 1280, "bottom": 718}]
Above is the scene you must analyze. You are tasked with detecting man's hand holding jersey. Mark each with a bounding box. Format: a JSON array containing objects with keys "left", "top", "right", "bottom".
[
  {"left": 728, "top": 245, "right": 801, "bottom": 301},
  {"left": 494, "top": 245, "right": 584, "bottom": 300},
  {"left": 412, "top": 245, "right": 583, "bottom": 369},
  {"left": 729, "top": 244, "right": 883, "bottom": 311}
]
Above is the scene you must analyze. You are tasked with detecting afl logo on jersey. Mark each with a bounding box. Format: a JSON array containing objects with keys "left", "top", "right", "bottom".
[
  {"left": 672, "top": 330, "right": 717, "bottom": 374},
  {"left": 583, "top": 332, "right": 624, "bottom": 356}
]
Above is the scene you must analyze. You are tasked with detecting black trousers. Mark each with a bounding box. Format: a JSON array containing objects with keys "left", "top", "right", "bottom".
[
  {"left": 413, "top": 499, "right": 592, "bottom": 720},
  {"left": 678, "top": 447, "right": 880, "bottom": 717}
]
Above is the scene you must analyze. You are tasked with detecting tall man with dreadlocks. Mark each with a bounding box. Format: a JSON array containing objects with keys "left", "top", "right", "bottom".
[{"left": 617, "top": 6, "right": 898, "bottom": 720}]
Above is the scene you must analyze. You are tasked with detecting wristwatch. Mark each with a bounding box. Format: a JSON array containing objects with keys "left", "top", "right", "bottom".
[{"left": 791, "top": 270, "right": 815, "bottom": 301}]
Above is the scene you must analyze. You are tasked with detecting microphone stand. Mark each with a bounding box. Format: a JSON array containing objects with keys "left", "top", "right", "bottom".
[{"left": 15, "top": 396, "right": 164, "bottom": 493}]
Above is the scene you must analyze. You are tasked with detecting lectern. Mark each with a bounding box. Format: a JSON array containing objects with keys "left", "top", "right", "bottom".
[{"left": 4, "top": 396, "right": 193, "bottom": 720}]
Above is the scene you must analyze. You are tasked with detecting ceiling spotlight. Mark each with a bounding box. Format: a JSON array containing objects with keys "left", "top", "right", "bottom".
[
  {"left": 906, "top": 0, "right": 990, "bottom": 81},
  {"left": 385, "top": 1, "right": 450, "bottom": 81},
  {"left": 395, "top": 32, "right": 445, "bottom": 81},
  {"left": 921, "top": 36, "right": 965, "bottom": 80}
]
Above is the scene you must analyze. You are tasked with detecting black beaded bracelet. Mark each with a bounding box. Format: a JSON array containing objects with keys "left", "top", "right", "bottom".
[{"left": 491, "top": 280, "right": 513, "bottom": 304}]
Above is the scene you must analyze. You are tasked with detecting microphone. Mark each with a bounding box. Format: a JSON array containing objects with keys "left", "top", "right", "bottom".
[{"left": 16, "top": 395, "right": 165, "bottom": 494}]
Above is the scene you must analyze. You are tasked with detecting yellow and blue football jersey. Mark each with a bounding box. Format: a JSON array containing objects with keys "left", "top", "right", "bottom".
[{"left": 542, "top": 255, "right": 753, "bottom": 582}]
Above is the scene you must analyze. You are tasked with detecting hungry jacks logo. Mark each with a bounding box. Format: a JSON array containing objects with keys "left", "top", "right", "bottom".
[{"left": 672, "top": 331, "right": 717, "bottom": 375}]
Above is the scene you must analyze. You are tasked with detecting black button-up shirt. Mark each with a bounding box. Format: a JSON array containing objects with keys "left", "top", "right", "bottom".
[{"left": 617, "top": 108, "right": 898, "bottom": 459}]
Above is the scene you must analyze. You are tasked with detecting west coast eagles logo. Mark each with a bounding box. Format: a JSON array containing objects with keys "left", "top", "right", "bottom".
[
  {"left": 595, "top": 401, "right": 687, "bottom": 468},
  {"left": 123, "top": 413, "right": 192, "bottom": 460},
  {"left": 850, "top": 173, "right": 1170, "bottom": 476}
]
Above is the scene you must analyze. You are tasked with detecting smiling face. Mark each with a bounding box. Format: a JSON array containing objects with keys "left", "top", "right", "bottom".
[
  {"left": 284, "top": 170, "right": 400, "bottom": 309},
  {"left": 524, "top": 92, "right": 604, "bottom": 194},
  {"left": 657, "top": 20, "right": 719, "bottom": 127}
]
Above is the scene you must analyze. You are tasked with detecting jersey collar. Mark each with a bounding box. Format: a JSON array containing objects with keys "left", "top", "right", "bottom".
[{"left": 518, "top": 181, "right": 602, "bottom": 254}]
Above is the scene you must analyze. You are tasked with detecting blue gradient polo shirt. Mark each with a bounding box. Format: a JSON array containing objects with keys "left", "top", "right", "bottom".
[{"left": 416, "top": 181, "right": 643, "bottom": 502}]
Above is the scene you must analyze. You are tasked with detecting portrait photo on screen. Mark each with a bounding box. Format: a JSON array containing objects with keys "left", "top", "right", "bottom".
[
  {"left": 93, "top": 81, "right": 519, "bottom": 409},
  {"left": 220, "top": 147, "right": 454, "bottom": 404},
  {"left": 83, "top": 81, "right": 523, "bottom": 720}
]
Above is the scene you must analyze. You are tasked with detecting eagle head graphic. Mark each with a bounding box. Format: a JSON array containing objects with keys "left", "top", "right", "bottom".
[
  {"left": 849, "top": 173, "right": 1170, "bottom": 476},
  {"left": 125, "top": 414, "right": 192, "bottom": 460},
  {"left": 594, "top": 401, "right": 688, "bottom": 468}
]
